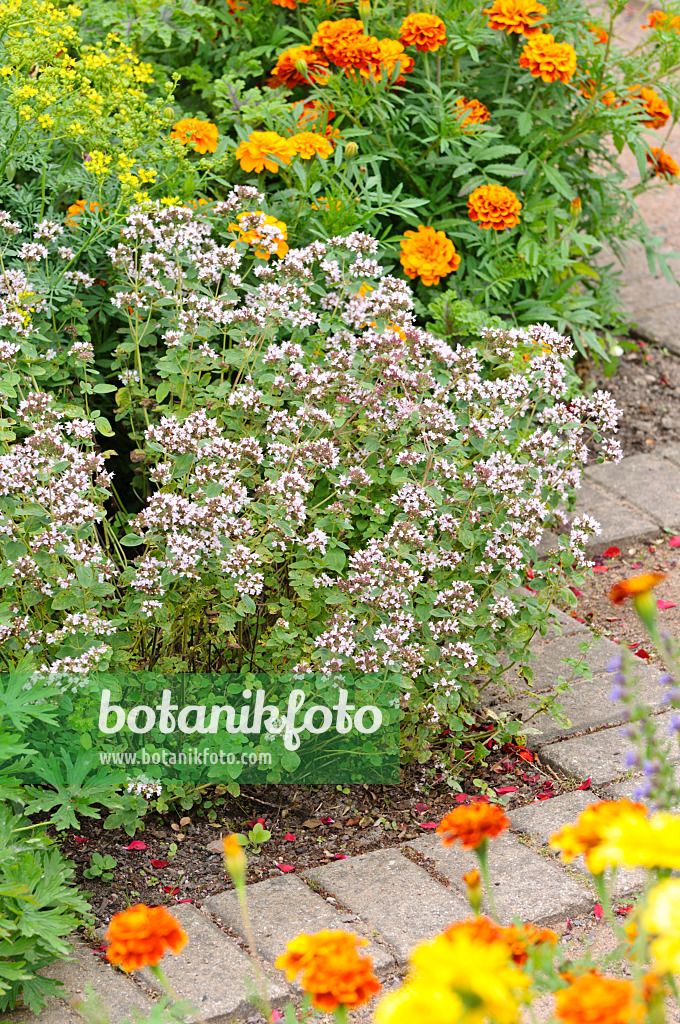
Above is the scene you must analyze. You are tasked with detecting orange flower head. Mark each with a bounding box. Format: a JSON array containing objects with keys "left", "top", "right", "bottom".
[
  {"left": 468, "top": 183, "right": 522, "bottom": 230},
  {"left": 296, "top": 99, "right": 336, "bottom": 131},
  {"left": 483, "top": 0, "right": 548, "bottom": 35},
  {"left": 519, "top": 32, "right": 577, "bottom": 83},
  {"left": 556, "top": 972, "right": 645, "bottom": 1024},
  {"left": 65, "top": 199, "right": 100, "bottom": 227},
  {"left": 647, "top": 147, "right": 680, "bottom": 181},
  {"left": 272, "top": 0, "right": 296, "bottom": 8},
  {"left": 327, "top": 32, "right": 383, "bottom": 76},
  {"left": 642, "top": 11, "right": 680, "bottom": 30},
  {"left": 374, "top": 38, "right": 415, "bottom": 82},
  {"left": 312, "top": 19, "right": 365, "bottom": 54},
  {"left": 290, "top": 131, "right": 334, "bottom": 159},
  {"left": 105, "top": 904, "right": 188, "bottom": 973},
  {"left": 609, "top": 572, "right": 665, "bottom": 605},
  {"left": 270, "top": 45, "right": 329, "bottom": 87},
  {"left": 226, "top": 0, "right": 247, "bottom": 14},
  {"left": 587, "top": 22, "right": 608, "bottom": 43},
  {"left": 628, "top": 86, "right": 671, "bottom": 129},
  {"left": 454, "top": 96, "right": 491, "bottom": 129},
  {"left": 399, "top": 12, "right": 447, "bottom": 51},
  {"left": 443, "top": 916, "right": 557, "bottom": 964},
  {"left": 436, "top": 801, "right": 510, "bottom": 849},
  {"left": 275, "top": 930, "right": 380, "bottom": 1011},
  {"left": 229, "top": 211, "right": 289, "bottom": 259},
  {"left": 171, "top": 118, "right": 219, "bottom": 154},
  {"left": 399, "top": 225, "right": 461, "bottom": 286},
  {"left": 235, "top": 131, "right": 297, "bottom": 173},
  {"left": 549, "top": 799, "right": 648, "bottom": 870}
]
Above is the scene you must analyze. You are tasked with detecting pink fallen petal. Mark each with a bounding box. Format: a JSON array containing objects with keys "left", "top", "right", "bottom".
[
  {"left": 494, "top": 786, "right": 519, "bottom": 795},
  {"left": 276, "top": 863, "right": 295, "bottom": 872},
  {"left": 454, "top": 794, "right": 469, "bottom": 804},
  {"left": 670, "top": 537, "right": 680, "bottom": 548},
  {"left": 657, "top": 600, "right": 677, "bottom": 610},
  {"left": 176, "top": 899, "right": 193, "bottom": 904},
  {"left": 569, "top": 587, "right": 584, "bottom": 597},
  {"left": 283, "top": 832, "right": 296, "bottom": 842},
  {"left": 602, "top": 546, "right": 621, "bottom": 558},
  {"left": 72, "top": 836, "right": 87, "bottom": 844},
  {"left": 271, "top": 1012, "right": 284, "bottom": 1022},
  {"left": 415, "top": 802, "right": 429, "bottom": 813},
  {"left": 576, "top": 778, "right": 592, "bottom": 790},
  {"left": 333, "top": 854, "right": 348, "bottom": 860},
  {"left": 593, "top": 904, "right": 603, "bottom": 920},
  {"left": 418, "top": 821, "right": 438, "bottom": 829},
  {"left": 320, "top": 816, "right": 334, "bottom": 824},
  {"left": 125, "top": 841, "right": 148, "bottom": 851},
  {"left": 592, "top": 565, "right": 609, "bottom": 573},
  {"left": 150, "top": 859, "right": 169, "bottom": 869}
]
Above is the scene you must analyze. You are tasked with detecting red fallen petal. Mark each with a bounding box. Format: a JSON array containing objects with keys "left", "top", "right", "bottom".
[
  {"left": 526, "top": 568, "right": 535, "bottom": 579},
  {"left": 333, "top": 854, "right": 347, "bottom": 860},
  {"left": 320, "top": 816, "right": 334, "bottom": 824},
  {"left": 163, "top": 886, "right": 180, "bottom": 895},
  {"left": 670, "top": 537, "right": 680, "bottom": 547},
  {"left": 454, "top": 794, "right": 469, "bottom": 803},
  {"left": 72, "top": 836, "right": 87, "bottom": 844},
  {"left": 569, "top": 587, "right": 584, "bottom": 597},
  {"left": 573, "top": 615, "right": 586, "bottom": 623},
  {"left": 176, "top": 899, "right": 193, "bottom": 903},
  {"left": 592, "top": 565, "right": 609, "bottom": 573},
  {"left": 602, "top": 546, "right": 621, "bottom": 558},
  {"left": 125, "top": 841, "right": 148, "bottom": 850},
  {"left": 150, "top": 859, "right": 169, "bottom": 869},
  {"left": 535, "top": 793, "right": 553, "bottom": 801},
  {"left": 631, "top": 561, "right": 643, "bottom": 569},
  {"left": 283, "top": 832, "right": 296, "bottom": 841},
  {"left": 247, "top": 817, "right": 266, "bottom": 828},
  {"left": 635, "top": 649, "right": 651, "bottom": 660},
  {"left": 494, "top": 786, "right": 519, "bottom": 795},
  {"left": 418, "top": 822, "right": 438, "bottom": 829},
  {"left": 526, "top": 586, "right": 537, "bottom": 594},
  {"left": 91, "top": 944, "right": 107, "bottom": 953},
  {"left": 475, "top": 795, "right": 490, "bottom": 803},
  {"left": 657, "top": 600, "right": 677, "bottom": 609},
  {"left": 576, "top": 778, "right": 592, "bottom": 790},
  {"left": 415, "top": 802, "right": 429, "bottom": 812},
  {"left": 272, "top": 1012, "right": 284, "bottom": 1022},
  {"left": 593, "top": 904, "right": 603, "bottom": 920},
  {"left": 616, "top": 905, "right": 633, "bottom": 916},
  {"left": 517, "top": 748, "right": 534, "bottom": 762},
  {"left": 276, "top": 863, "right": 295, "bottom": 872}
]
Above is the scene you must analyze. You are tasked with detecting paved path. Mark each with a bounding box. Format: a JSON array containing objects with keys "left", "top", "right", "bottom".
[{"left": 9, "top": 448, "right": 680, "bottom": 1024}]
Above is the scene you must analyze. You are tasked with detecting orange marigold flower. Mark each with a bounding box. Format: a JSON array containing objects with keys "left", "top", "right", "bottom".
[
  {"left": 226, "top": 0, "right": 247, "bottom": 14},
  {"left": 229, "top": 211, "right": 289, "bottom": 259},
  {"left": 311, "top": 195, "right": 342, "bottom": 211},
  {"left": 399, "top": 225, "right": 461, "bottom": 286},
  {"left": 171, "top": 118, "right": 219, "bottom": 154},
  {"left": 374, "top": 38, "right": 415, "bottom": 82},
  {"left": 628, "top": 86, "right": 671, "bottom": 128},
  {"left": 468, "top": 183, "right": 522, "bottom": 230},
  {"left": 642, "top": 11, "right": 680, "bottom": 30},
  {"left": 328, "top": 33, "right": 382, "bottom": 76},
  {"left": 272, "top": 0, "right": 296, "bottom": 8},
  {"left": 275, "top": 930, "right": 380, "bottom": 1012},
  {"left": 519, "top": 32, "right": 577, "bottom": 83},
  {"left": 312, "top": 18, "right": 365, "bottom": 53},
  {"left": 296, "top": 99, "right": 336, "bottom": 130},
  {"left": 549, "top": 799, "right": 648, "bottom": 870},
  {"left": 647, "top": 147, "right": 680, "bottom": 181},
  {"left": 609, "top": 572, "right": 665, "bottom": 605},
  {"left": 399, "top": 12, "right": 447, "bottom": 51},
  {"left": 271, "top": 45, "right": 329, "bottom": 87},
  {"left": 555, "top": 972, "right": 645, "bottom": 1024},
  {"left": 105, "top": 904, "right": 188, "bottom": 973},
  {"left": 65, "top": 199, "right": 100, "bottom": 227},
  {"left": 483, "top": 0, "right": 548, "bottom": 35},
  {"left": 587, "top": 22, "right": 608, "bottom": 43},
  {"left": 436, "top": 801, "right": 510, "bottom": 849},
  {"left": 290, "top": 131, "right": 334, "bottom": 159},
  {"left": 454, "top": 96, "right": 491, "bottom": 128},
  {"left": 235, "top": 131, "right": 297, "bottom": 173},
  {"left": 443, "top": 917, "right": 557, "bottom": 964}
]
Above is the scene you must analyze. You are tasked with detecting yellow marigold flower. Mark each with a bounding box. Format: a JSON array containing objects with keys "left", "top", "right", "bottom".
[
  {"left": 290, "top": 131, "right": 334, "bottom": 159},
  {"left": 171, "top": 117, "right": 219, "bottom": 154},
  {"left": 399, "top": 225, "right": 461, "bottom": 286},
  {"left": 641, "top": 879, "right": 680, "bottom": 973},
  {"left": 587, "top": 22, "right": 608, "bottom": 43},
  {"left": 275, "top": 931, "right": 380, "bottom": 1012},
  {"left": 229, "top": 211, "right": 289, "bottom": 259},
  {"left": 628, "top": 86, "right": 671, "bottom": 129},
  {"left": 437, "top": 801, "right": 509, "bottom": 849},
  {"left": 64, "top": 199, "right": 100, "bottom": 227},
  {"left": 399, "top": 12, "right": 447, "bottom": 51},
  {"left": 549, "top": 799, "right": 649, "bottom": 873},
  {"left": 270, "top": 45, "right": 329, "bottom": 88},
  {"left": 556, "top": 972, "right": 646, "bottom": 1024},
  {"left": 468, "top": 184, "right": 522, "bottom": 230},
  {"left": 454, "top": 96, "right": 491, "bottom": 128},
  {"left": 374, "top": 38, "right": 414, "bottom": 82},
  {"left": 647, "top": 147, "right": 680, "bottom": 181},
  {"left": 519, "top": 32, "right": 577, "bottom": 83},
  {"left": 587, "top": 810, "right": 680, "bottom": 874},
  {"left": 105, "top": 904, "right": 188, "bottom": 973},
  {"left": 484, "top": 0, "right": 548, "bottom": 35},
  {"left": 235, "top": 130, "right": 297, "bottom": 173}
]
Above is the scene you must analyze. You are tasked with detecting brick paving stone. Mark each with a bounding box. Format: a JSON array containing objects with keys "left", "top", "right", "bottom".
[
  {"left": 141, "top": 903, "right": 287, "bottom": 1022},
  {"left": 205, "top": 875, "right": 395, "bottom": 976},
  {"left": 615, "top": 243, "right": 680, "bottom": 355},
  {"left": 3, "top": 1002, "right": 80, "bottom": 1024},
  {"left": 584, "top": 456, "right": 680, "bottom": 531},
  {"left": 571, "top": 481, "right": 658, "bottom": 554},
  {"left": 601, "top": 764, "right": 680, "bottom": 807},
  {"left": 410, "top": 834, "right": 593, "bottom": 925},
  {"left": 304, "top": 849, "right": 468, "bottom": 965}
]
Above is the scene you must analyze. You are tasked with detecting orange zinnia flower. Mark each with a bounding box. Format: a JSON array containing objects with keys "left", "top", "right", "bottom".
[
  {"left": 549, "top": 799, "right": 649, "bottom": 870},
  {"left": 275, "top": 930, "right": 380, "bottom": 1011},
  {"left": 519, "top": 32, "right": 577, "bottom": 83},
  {"left": 556, "top": 972, "right": 645, "bottom": 1024},
  {"left": 483, "top": 0, "right": 548, "bottom": 36},
  {"left": 290, "top": 131, "right": 334, "bottom": 159},
  {"left": 65, "top": 199, "right": 100, "bottom": 227},
  {"left": 468, "top": 183, "right": 522, "bottom": 230},
  {"left": 270, "top": 45, "right": 329, "bottom": 88},
  {"left": 235, "top": 131, "right": 297, "bottom": 173},
  {"left": 647, "top": 147, "right": 680, "bottom": 181},
  {"left": 587, "top": 22, "right": 608, "bottom": 43},
  {"left": 609, "top": 572, "right": 665, "bottom": 605},
  {"left": 399, "top": 225, "right": 461, "bottom": 286},
  {"left": 454, "top": 96, "right": 491, "bottom": 128},
  {"left": 171, "top": 118, "right": 219, "bottom": 154},
  {"left": 105, "top": 904, "right": 188, "bottom": 973},
  {"left": 399, "top": 12, "right": 447, "bottom": 51},
  {"left": 628, "top": 86, "right": 671, "bottom": 129},
  {"left": 436, "top": 801, "right": 510, "bottom": 849}
]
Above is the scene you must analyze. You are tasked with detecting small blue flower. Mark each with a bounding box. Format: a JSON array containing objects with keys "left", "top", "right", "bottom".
[
  {"left": 610, "top": 685, "right": 624, "bottom": 702},
  {"left": 659, "top": 673, "right": 674, "bottom": 687},
  {"left": 624, "top": 750, "right": 639, "bottom": 768},
  {"left": 634, "top": 779, "right": 653, "bottom": 799},
  {"left": 606, "top": 655, "right": 623, "bottom": 674}
]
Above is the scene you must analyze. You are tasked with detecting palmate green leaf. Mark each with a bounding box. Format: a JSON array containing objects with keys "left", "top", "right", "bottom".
[
  {"left": 0, "top": 674, "right": 60, "bottom": 731},
  {"left": 23, "top": 751, "right": 127, "bottom": 830}
]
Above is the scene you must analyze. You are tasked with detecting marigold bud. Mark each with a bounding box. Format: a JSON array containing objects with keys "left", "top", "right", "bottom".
[
  {"left": 358, "top": 0, "right": 371, "bottom": 20},
  {"left": 223, "top": 833, "right": 246, "bottom": 883},
  {"left": 163, "top": 106, "right": 175, "bottom": 120},
  {"left": 463, "top": 868, "right": 483, "bottom": 914},
  {"left": 570, "top": 196, "right": 582, "bottom": 220},
  {"left": 294, "top": 58, "right": 309, "bottom": 78},
  {"left": 345, "top": 141, "right": 359, "bottom": 159}
]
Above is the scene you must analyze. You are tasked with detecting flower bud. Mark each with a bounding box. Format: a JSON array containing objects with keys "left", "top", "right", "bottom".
[
  {"left": 570, "top": 196, "right": 582, "bottom": 220},
  {"left": 222, "top": 833, "right": 246, "bottom": 884},
  {"left": 358, "top": 0, "right": 370, "bottom": 20},
  {"left": 163, "top": 106, "right": 175, "bottom": 121},
  {"left": 294, "top": 58, "right": 309, "bottom": 79},
  {"left": 345, "top": 141, "right": 359, "bottom": 159},
  {"left": 463, "top": 869, "right": 483, "bottom": 914}
]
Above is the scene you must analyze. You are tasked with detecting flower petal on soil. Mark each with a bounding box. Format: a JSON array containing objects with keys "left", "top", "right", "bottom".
[
  {"left": 418, "top": 821, "right": 438, "bottom": 829},
  {"left": 151, "top": 859, "right": 169, "bottom": 868},
  {"left": 602, "top": 546, "right": 621, "bottom": 558},
  {"left": 494, "top": 786, "right": 518, "bottom": 795},
  {"left": 658, "top": 600, "right": 676, "bottom": 609},
  {"left": 276, "top": 862, "right": 295, "bottom": 872},
  {"left": 283, "top": 832, "right": 296, "bottom": 841},
  {"left": 593, "top": 904, "right": 603, "bottom": 920},
  {"left": 575, "top": 778, "right": 592, "bottom": 790},
  {"left": 635, "top": 649, "right": 651, "bottom": 659},
  {"left": 415, "top": 802, "right": 429, "bottom": 812},
  {"left": 670, "top": 537, "right": 680, "bottom": 547},
  {"left": 125, "top": 840, "right": 148, "bottom": 850},
  {"left": 592, "top": 565, "right": 609, "bottom": 573},
  {"left": 163, "top": 886, "right": 181, "bottom": 895}
]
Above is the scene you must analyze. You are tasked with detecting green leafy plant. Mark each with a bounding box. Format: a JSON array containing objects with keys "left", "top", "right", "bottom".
[
  {"left": 235, "top": 822, "right": 272, "bottom": 854},
  {"left": 82, "top": 851, "right": 117, "bottom": 881}
]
